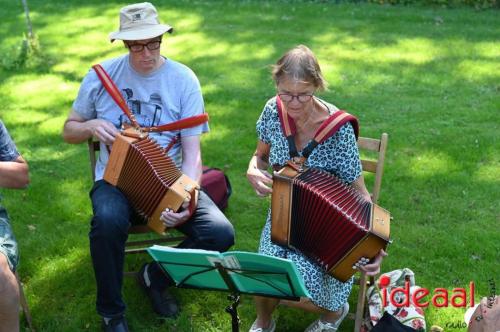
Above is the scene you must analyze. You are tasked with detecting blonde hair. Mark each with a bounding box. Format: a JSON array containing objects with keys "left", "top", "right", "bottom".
[{"left": 272, "top": 45, "right": 328, "bottom": 91}]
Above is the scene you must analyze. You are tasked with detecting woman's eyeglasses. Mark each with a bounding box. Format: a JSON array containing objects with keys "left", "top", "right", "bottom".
[{"left": 278, "top": 94, "right": 313, "bottom": 103}]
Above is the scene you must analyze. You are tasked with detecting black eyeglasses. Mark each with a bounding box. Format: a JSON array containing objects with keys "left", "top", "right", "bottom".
[
  {"left": 278, "top": 93, "right": 314, "bottom": 103},
  {"left": 126, "top": 40, "right": 162, "bottom": 53}
]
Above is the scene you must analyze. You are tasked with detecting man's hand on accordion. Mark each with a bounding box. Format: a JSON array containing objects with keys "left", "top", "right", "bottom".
[
  {"left": 89, "top": 119, "right": 120, "bottom": 145},
  {"left": 160, "top": 200, "right": 192, "bottom": 228},
  {"left": 357, "top": 249, "right": 388, "bottom": 276}
]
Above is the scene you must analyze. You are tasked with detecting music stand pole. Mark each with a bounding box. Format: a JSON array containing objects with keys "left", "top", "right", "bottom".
[{"left": 215, "top": 262, "right": 241, "bottom": 332}]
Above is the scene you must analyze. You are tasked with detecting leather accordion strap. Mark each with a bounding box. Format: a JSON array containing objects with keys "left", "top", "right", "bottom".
[
  {"left": 276, "top": 95, "right": 299, "bottom": 158},
  {"left": 276, "top": 95, "right": 359, "bottom": 159},
  {"left": 92, "top": 64, "right": 209, "bottom": 133},
  {"left": 92, "top": 64, "right": 140, "bottom": 129},
  {"left": 302, "top": 111, "right": 359, "bottom": 158},
  {"left": 145, "top": 114, "right": 209, "bottom": 133}
]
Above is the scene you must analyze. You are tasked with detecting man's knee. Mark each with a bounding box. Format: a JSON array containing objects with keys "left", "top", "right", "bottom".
[
  {"left": 90, "top": 182, "right": 131, "bottom": 239},
  {"left": 90, "top": 208, "right": 129, "bottom": 240},
  {"left": 213, "top": 220, "right": 235, "bottom": 252}
]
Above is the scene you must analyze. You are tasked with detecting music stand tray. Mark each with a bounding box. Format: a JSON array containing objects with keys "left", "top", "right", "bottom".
[{"left": 147, "top": 245, "right": 311, "bottom": 332}]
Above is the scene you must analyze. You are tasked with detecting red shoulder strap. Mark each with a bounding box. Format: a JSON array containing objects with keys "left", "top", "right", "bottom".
[
  {"left": 315, "top": 110, "right": 359, "bottom": 143},
  {"left": 276, "top": 95, "right": 299, "bottom": 158},
  {"left": 302, "top": 110, "right": 359, "bottom": 158},
  {"left": 92, "top": 64, "right": 139, "bottom": 129},
  {"left": 276, "top": 95, "right": 296, "bottom": 137},
  {"left": 144, "top": 114, "right": 209, "bottom": 133},
  {"left": 92, "top": 64, "right": 209, "bottom": 133}
]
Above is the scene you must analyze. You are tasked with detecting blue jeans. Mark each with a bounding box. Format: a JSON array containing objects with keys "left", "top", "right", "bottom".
[{"left": 89, "top": 180, "right": 235, "bottom": 318}]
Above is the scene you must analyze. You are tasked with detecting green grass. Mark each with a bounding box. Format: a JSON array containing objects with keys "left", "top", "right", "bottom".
[{"left": 1, "top": 0, "right": 499, "bottom": 331}]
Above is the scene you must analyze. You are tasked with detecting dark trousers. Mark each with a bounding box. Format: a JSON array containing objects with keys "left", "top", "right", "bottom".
[{"left": 89, "top": 180, "right": 235, "bottom": 318}]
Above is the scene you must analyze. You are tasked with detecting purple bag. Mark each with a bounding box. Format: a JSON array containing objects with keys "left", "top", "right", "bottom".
[{"left": 201, "top": 166, "right": 232, "bottom": 211}]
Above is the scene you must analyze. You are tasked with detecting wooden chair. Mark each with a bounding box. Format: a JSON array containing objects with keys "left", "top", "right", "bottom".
[
  {"left": 16, "top": 270, "right": 34, "bottom": 330},
  {"left": 87, "top": 139, "right": 186, "bottom": 276},
  {"left": 349, "top": 133, "right": 389, "bottom": 332}
]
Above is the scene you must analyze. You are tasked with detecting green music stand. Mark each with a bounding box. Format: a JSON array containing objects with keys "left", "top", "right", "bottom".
[{"left": 147, "top": 245, "right": 311, "bottom": 332}]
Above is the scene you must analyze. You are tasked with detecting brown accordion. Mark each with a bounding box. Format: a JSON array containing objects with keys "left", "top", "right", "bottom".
[
  {"left": 103, "top": 128, "right": 198, "bottom": 235},
  {"left": 271, "top": 165, "right": 391, "bottom": 282}
]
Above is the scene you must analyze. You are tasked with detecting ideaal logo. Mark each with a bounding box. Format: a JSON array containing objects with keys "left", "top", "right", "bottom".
[
  {"left": 377, "top": 277, "right": 497, "bottom": 330},
  {"left": 378, "top": 275, "right": 476, "bottom": 308}
]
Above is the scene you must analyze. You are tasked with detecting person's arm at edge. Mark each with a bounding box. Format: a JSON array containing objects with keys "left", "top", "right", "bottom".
[{"left": 0, "top": 156, "right": 29, "bottom": 189}]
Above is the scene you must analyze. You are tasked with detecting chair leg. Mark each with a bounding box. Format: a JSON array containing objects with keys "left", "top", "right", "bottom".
[
  {"left": 354, "top": 273, "right": 368, "bottom": 332},
  {"left": 15, "top": 271, "right": 34, "bottom": 331}
]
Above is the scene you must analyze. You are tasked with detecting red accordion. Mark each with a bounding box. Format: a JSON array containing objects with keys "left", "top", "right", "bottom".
[
  {"left": 271, "top": 165, "right": 391, "bottom": 282},
  {"left": 104, "top": 128, "right": 198, "bottom": 235}
]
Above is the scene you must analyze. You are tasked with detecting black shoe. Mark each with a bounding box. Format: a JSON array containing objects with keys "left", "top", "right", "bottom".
[
  {"left": 101, "top": 316, "right": 129, "bottom": 332},
  {"left": 137, "top": 263, "right": 179, "bottom": 318}
]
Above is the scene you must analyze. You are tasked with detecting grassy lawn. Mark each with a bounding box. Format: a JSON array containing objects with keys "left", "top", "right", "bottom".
[{"left": 1, "top": 0, "right": 498, "bottom": 331}]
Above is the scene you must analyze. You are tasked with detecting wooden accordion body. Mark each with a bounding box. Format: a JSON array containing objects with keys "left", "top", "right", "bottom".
[
  {"left": 104, "top": 128, "right": 198, "bottom": 235},
  {"left": 271, "top": 165, "right": 391, "bottom": 282}
]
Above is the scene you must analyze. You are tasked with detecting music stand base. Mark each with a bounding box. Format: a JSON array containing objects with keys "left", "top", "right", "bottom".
[{"left": 225, "top": 293, "right": 241, "bottom": 332}]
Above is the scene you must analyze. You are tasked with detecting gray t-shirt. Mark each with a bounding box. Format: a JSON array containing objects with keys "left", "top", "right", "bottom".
[{"left": 72, "top": 54, "right": 209, "bottom": 181}]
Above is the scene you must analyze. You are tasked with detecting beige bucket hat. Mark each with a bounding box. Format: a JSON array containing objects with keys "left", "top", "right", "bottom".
[{"left": 109, "top": 2, "right": 173, "bottom": 42}]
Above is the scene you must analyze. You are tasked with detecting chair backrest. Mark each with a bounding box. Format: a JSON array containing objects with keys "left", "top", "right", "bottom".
[
  {"left": 356, "top": 133, "right": 388, "bottom": 204},
  {"left": 88, "top": 139, "right": 99, "bottom": 182}
]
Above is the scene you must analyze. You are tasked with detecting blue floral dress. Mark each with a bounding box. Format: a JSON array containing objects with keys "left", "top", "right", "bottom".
[{"left": 256, "top": 96, "right": 362, "bottom": 311}]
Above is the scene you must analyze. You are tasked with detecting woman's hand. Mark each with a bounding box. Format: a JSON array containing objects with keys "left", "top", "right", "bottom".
[
  {"left": 357, "top": 249, "right": 388, "bottom": 276},
  {"left": 247, "top": 141, "right": 273, "bottom": 197},
  {"left": 247, "top": 166, "right": 273, "bottom": 197}
]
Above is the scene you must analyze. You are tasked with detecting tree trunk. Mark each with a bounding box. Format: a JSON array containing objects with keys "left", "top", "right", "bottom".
[{"left": 20, "top": 0, "right": 34, "bottom": 39}]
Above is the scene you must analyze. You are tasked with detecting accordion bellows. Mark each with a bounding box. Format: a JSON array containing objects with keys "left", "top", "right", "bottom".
[
  {"left": 271, "top": 166, "right": 391, "bottom": 282},
  {"left": 104, "top": 129, "right": 198, "bottom": 234}
]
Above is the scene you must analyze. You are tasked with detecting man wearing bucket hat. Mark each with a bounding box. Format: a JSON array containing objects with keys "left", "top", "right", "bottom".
[{"left": 63, "top": 2, "right": 234, "bottom": 331}]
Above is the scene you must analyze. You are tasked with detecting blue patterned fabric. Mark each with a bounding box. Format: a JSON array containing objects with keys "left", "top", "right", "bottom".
[
  {"left": 0, "top": 120, "right": 19, "bottom": 162},
  {"left": 0, "top": 120, "right": 20, "bottom": 271},
  {"left": 0, "top": 208, "right": 18, "bottom": 271},
  {"left": 256, "top": 97, "right": 362, "bottom": 311}
]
